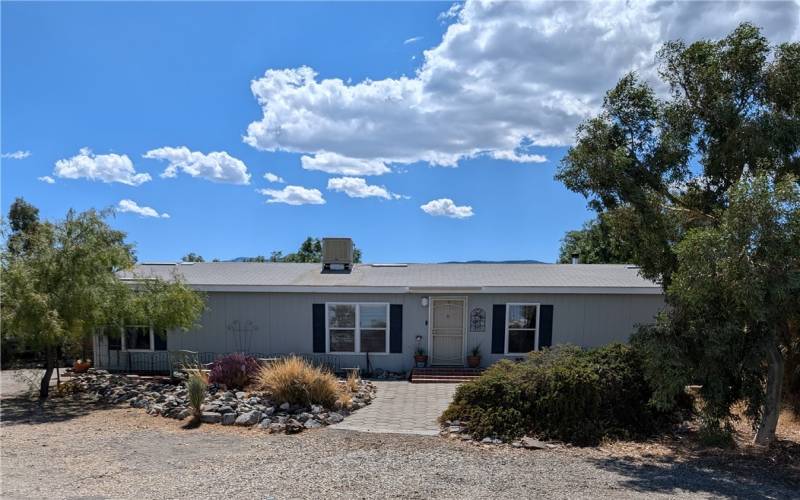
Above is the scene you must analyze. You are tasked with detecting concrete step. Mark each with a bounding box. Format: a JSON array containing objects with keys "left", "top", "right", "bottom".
[
  {"left": 410, "top": 377, "right": 476, "bottom": 384},
  {"left": 410, "top": 367, "right": 484, "bottom": 384}
]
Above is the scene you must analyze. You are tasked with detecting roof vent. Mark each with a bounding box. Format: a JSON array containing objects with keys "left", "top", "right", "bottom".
[
  {"left": 322, "top": 237, "right": 354, "bottom": 271},
  {"left": 571, "top": 253, "right": 580, "bottom": 265}
]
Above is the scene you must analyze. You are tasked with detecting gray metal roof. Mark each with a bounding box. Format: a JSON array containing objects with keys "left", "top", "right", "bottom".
[{"left": 120, "top": 262, "right": 661, "bottom": 294}]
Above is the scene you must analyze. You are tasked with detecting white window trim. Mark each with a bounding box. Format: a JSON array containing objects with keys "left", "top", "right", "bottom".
[
  {"left": 325, "top": 302, "right": 390, "bottom": 355},
  {"left": 504, "top": 303, "right": 540, "bottom": 355}
]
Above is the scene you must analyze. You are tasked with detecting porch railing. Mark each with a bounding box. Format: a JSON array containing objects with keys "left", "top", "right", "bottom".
[{"left": 94, "top": 349, "right": 350, "bottom": 374}]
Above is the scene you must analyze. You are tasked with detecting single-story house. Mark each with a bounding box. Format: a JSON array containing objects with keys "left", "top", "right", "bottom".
[{"left": 94, "top": 238, "right": 664, "bottom": 373}]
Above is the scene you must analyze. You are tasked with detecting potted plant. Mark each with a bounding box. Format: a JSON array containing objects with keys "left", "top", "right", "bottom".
[
  {"left": 467, "top": 345, "right": 481, "bottom": 368},
  {"left": 73, "top": 359, "right": 92, "bottom": 373},
  {"left": 414, "top": 348, "right": 428, "bottom": 367}
]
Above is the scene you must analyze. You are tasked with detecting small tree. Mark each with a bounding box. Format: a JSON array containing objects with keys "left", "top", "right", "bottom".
[
  {"left": 272, "top": 237, "right": 363, "bottom": 263},
  {"left": 181, "top": 252, "right": 204, "bottom": 263},
  {"left": 1, "top": 205, "right": 205, "bottom": 399}
]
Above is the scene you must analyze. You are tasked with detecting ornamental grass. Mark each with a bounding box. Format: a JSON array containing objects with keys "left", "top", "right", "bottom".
[{"left": 256, "top": 356, "right": 349, "bottom": 409}]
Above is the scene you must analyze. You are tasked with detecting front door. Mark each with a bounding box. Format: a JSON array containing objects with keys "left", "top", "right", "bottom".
[{"left": 431, "top": 299, "right": 465, "bottom": 365}]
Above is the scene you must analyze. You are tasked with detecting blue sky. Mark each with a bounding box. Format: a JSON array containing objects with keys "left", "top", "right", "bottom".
[{"left": 2, "top": 1, "right": 797, "bottom": 263}]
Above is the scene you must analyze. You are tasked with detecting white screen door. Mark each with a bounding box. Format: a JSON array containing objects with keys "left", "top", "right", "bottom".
[{"left": 431, "top": 299, "right": 465, "bottom": 365}]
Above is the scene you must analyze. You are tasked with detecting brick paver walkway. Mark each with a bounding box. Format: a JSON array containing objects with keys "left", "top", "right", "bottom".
[{"left": 331, "top": 381, "right": 457, "bottom": 436}]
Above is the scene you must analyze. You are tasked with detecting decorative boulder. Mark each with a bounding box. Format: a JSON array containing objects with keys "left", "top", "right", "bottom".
[
  {"left": 235, "top": 410, "right": 262, "bottom": 427},
  {"left": 221, "top": 413, "right": 236, "bottom": 426},
  {"left": 304, "top": 419, "right": 322, "bottom": 429},
  {"left": 201, "top": 412, "right": 222, "bottom": 424}
]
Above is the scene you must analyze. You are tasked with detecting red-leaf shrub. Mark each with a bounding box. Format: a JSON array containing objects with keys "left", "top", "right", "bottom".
[{"left": 208, "top": 353, "right": 260, "bottom": 389}]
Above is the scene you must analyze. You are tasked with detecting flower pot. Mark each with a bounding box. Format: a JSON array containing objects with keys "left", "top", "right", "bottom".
[
  {"left": 466, "top": 356, "right": 481, "bottom": 369},
  {"left": 73, "top": 360, "right": 91, "bottom": 373},
  {"left": 414, "top": 355, "right": 428, "bottom": 367}
]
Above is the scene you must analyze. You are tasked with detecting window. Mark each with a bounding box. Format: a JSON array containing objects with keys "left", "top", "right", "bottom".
[
  {"left": 104, "top": 326, "right": 167, "bottom": 352},
  {"left": 105, "top": 326, "right": 122, "bottom": 351},
  {"left": 125, "top": 326, "right": 151, "bottom": 351},
  {"left": 326, "top": 303, "right": 389, "bottom": 354},
  {"left": 505, "top": 303, "right": 539, "bottom": 354}
]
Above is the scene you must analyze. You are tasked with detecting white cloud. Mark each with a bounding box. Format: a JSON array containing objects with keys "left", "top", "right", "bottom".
[
  {"left": 2, "top": 150, "right": 31, "bottom": 160},
  {"left": 438, "top": 3, "right": 462, "bottom": 21},
  {"left": 300, "top": 152, "right": 391, "bottom": 176},
  {"left": 404, "top": 36, "right": 423, "bottom": 45},
  {"left": 54, "top": 148, "right": 151, "bottom": 186},
  {"left": 245, "top": 1, "right": 799, "bottom": 170},
  {"left": 144, "top": 146, "right": 251, "bottom": 185},
  {"left": 258, "top": 185, "right": 325, "bottom": 205},
  {"left": 37, "top": 176, "right": 55, "bottom": 184},
  {"left": 420, "top": 198, "right": 474, "bottom": 219},
  {"left": 117, "top": 199, "right": 170, "bottom": 219},
  {"left": 327, "top": 176, "right": 403, "bottom": 200},
  {"left": 264, "top": 172, "right": 285, "bottom": 183}
]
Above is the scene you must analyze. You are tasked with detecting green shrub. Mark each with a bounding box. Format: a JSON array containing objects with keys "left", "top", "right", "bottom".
[{"left": 441, "top": 344, "right": 687, "bottom": 445}]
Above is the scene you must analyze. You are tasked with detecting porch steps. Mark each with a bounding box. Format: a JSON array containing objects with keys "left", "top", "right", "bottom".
[{"left": 410, "top": 367, "right": 484, "bottom": 384}]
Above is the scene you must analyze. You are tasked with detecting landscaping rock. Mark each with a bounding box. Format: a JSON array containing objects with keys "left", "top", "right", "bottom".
[
  {"left": 521, "top": 437, "right": 547, "bottom": 450},
  {"left": 268, "top": 423, "right": 286, "bottom": 433},
  {"left": 304, "top": 419, "right": 322, "bottom": 429},
  {"left": 72, "top": 371, "right": 377, "bottom": 436},
  {"left": 285, "top": 419, "right": 303, "bottom": 434},
  {"left": 201, "top": 412, "right": 222, "bottom": 424},
  {"left": 235, "top": 411, "right": 262, "bottom": 427}
]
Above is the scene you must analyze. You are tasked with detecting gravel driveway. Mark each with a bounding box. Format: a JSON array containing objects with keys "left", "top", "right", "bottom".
[{"left": 2, "top": 392, "right": 798, "bottom": 500}]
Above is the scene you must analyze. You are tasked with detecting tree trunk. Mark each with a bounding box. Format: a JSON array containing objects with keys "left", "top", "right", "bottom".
[
  {"left": 754, "top": 341, "right": 784, "bottom": 446},
  {"left": 39, "top": 346, "right": 55, "bottom": 400}
]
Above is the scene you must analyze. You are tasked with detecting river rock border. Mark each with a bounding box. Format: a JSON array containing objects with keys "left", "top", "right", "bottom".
[{"left": 71, "top": 370, "right": 376, "bottom": 434}]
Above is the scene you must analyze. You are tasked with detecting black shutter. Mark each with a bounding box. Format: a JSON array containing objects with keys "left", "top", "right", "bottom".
[
  {"left": 538, "top": 305, "right": 553, "bottom": 349},
  {"left": 389, "top": 304, "right": 403, "bottom": 353},
  {"left": 312, "top": 303, "right": 326, "bottom": 353},
  {"left": 491, "top": 304, "right": 506, "bottom": 354}
]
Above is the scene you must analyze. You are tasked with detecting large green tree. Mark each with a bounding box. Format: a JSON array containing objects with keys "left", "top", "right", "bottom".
[
  {"left": 1, "top": 203, "right": 205, "bottom": 398},
  {"left": 556, "top": 24, "right": 800, "bottom": 444},
  {"left": 557, "top": 215, "right": 634, "bottom": 264}
]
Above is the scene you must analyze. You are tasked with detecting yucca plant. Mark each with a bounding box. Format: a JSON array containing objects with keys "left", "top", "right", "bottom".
[{"left": 186, "top": 373, "right": 207, "bottom": 419}]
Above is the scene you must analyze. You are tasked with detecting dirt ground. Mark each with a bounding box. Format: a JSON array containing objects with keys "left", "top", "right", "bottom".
[{"left": 1, "top": 372, "right": 799, "bottom": 500}]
